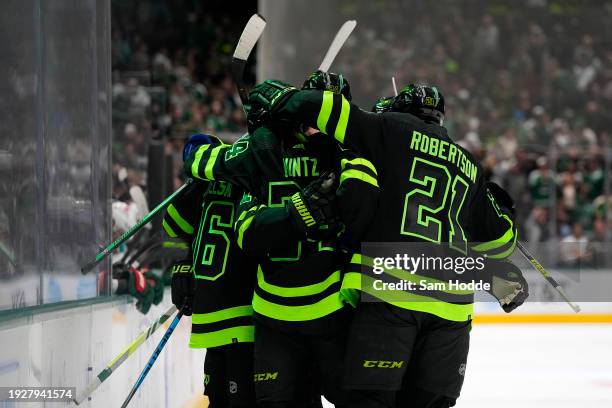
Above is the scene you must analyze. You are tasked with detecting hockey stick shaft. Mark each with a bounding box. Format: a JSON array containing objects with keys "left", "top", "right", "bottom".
[
  {"left": 231, "top": 14, "right": 267, "bottom": 110},
  {"left": 81, "top": 179, "right": 194, "bottom": 274},
  {"left": 72, "top": 305, "right": 178, "bottom": 405},
  {"left": 0, "top": 241, "right": 16, "bottom": 267},
  {"left": 516, "top": 241, "right": 581, "bottom": 313},
  {"left": 318, "top": 20, "right": 357, "bottom": 72},
  {"left": 120, "top": 309, "right": 183, "bottom": 408}
]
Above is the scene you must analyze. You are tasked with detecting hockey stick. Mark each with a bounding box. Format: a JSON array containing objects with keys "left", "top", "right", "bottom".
[
  {"left": 516, "top": 241, "right": 581, "bottom": 313},
  {"left": 72, "top": 305, "right": 178, "bottom": 405},
  {"left": 81, "top": 179, "right": 194, "bottom": 274},
  {"left": 392, "top": 77, "right": 399, "bottom": 96},
  {"left": 120, "top": 231, "right": 164, "bottom": 266},
  {"left": 120, "top": 308, "right": 184, "bottom": 408},
  {"left": 231, "top": 13, "right": 267, "bottom": 110},
  {"left": 318, "top": 20, "right": 357, "bottom": 72},
  {"left": 0, "top": 241, "right": 16, "bottom": 267}
]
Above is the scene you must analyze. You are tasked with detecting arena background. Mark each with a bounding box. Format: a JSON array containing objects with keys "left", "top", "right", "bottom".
[{"left": 0, "top": 0, "right": 611, "bottom": 407}]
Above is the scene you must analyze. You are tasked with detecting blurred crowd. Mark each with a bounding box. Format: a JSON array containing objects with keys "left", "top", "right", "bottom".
[
  {"left": 110, "top": 0, "right": 611, "bottom": 259},
  {"left": 110, "top": 0, "right": 255, "bottom": 193},
  {"left": 333, "top": 0, "right": 611, "bottom": 259}
]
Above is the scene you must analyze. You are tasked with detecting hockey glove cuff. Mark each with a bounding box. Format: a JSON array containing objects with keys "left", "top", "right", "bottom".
[
  {"left": 285, "top": 172, "right": 341, "bottom": 239},
  {"left": 170, "top": 259, "right": 194, "bottom": 316},
  {"left": 486, "top": 181, "right": 516, "bottom": 219}
]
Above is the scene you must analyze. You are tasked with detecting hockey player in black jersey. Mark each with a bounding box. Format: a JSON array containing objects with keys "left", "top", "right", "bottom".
[
  {"left": 163, "top": 134, "right": 258, "bottom": 407},
  {"left": 182, "top": 73, "right": 379, "bottom": 407},
  {"left": 248, "top": 81, "right": 529, "bottom": 407}
]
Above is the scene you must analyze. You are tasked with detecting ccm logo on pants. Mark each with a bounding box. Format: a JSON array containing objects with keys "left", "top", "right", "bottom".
[
  {"left": 254, "top": 372, "right": 278, "bottom": 381},
  {"left": 363, "top": 360, "right": 405, "bottom": 368}
]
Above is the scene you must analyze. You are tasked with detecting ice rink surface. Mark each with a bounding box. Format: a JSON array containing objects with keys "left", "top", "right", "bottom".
[
  {"left": 322, "top": 324, "right": 612, "bottom": 408},
  {"left": 459, "top": 324, "right": 612, "bottom": 408}
]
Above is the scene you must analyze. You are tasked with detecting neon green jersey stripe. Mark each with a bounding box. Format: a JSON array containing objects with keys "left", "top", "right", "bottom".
[
  {"left": 162, "top": 219, "right": 178, "bottom": 237},
  {"left": 340, "top": 169, "right": 379, "bottom": 188},
  {"left": 189, "top": 326, "right": 254, "bottom": 349},
  {"left": 166, "top": 204, "right": 194, "bottom": 234},
  {"left": 485, "top": 232, "right": 518, "bottom": 259},
  {"left": 252, "top": 291, "right": 344, "bottom": 321},
  {"left": 204, "top": 145, "right": 224, "bottom": 180},
  {"left": 162, "top": 241, "right": 188, "bottom": 249},
  {"left": 316, "top": 91, "right": 334, "bottom": 133},
  {"left": 334, "top": 96, "right": 351, "bottom": 143},
  {"left": 341, "top": 157, "right": 377, "bottom": 175},
  {"left": 191, "top": 144, "right": 210, "bottom": 179},
  {"left": 237, "top": 214, "right": 255, "bottom": 249},
  {"left": 472, "top": 216, "right": 515, "bottom": 252},
  {"left": 191, "top": 305, "right": 253, "bottom": 324},
  {"left": 257, "top": 267, "right": 341, "bottom": 297}
]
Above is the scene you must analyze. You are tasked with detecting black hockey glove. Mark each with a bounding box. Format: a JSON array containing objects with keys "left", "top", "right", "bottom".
[
  {"left": 286, "top": 172, "right": 341, "bottom": 239},
  {"left": 247, "top": 80, "right": 298, "bottom": 131},
  {"left": 486, "top": 181, "right": 516, "bottom": 219},
  {"left": 483, "top": 259, "right": 529, "bottom": 313},
  {"left": 170, "top": 259, "right": 194, "bottom": 316}
]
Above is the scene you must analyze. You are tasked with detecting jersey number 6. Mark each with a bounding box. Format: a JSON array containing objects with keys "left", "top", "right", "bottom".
[{"left": 192, "top": 201, "right": 235, "bottom": 280}]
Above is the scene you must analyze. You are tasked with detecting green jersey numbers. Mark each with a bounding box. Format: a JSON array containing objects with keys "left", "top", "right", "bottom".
[
  {"left": 225, "top": 138, "right": 249, "bottom": 161},
  {"left": 192, "top": 200, "right": 235, "bottom": 280},
  {"left": 400, "top": 158, "right": 469, "bottom": 253},
  {"left": 267, "top": 181, "right": 302, "bottom": 261}
]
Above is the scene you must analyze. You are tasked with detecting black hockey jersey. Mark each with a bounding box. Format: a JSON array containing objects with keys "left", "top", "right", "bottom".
[
  {"left": 273, "top": 90, "right": 518, "bottom": 321},
  {"left": 184, "top": 127, "right": 379, "bottom": 329},
  {"left": 163, "top": 180, "right": 257, "bottom": 348}
]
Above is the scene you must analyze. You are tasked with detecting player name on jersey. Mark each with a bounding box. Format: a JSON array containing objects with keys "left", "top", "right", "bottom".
[
  {"left": 283, "top": 156, "right": 319, "bottom": 178},
  {"left": 409, "top": 131, "right": 478, "bottom": 183},
  {"left": 207, "top": 180, "right": 233, "bottom": 197}
]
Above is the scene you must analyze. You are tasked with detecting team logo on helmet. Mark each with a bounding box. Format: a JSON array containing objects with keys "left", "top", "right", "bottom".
[
  {"left": 391, "top": 83, "right": 445, "bottom": 125},
  {"left": 302, "top": 70, "right": 352, "bottom": 101}
]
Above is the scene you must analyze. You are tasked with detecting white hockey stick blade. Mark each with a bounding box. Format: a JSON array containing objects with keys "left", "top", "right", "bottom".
[
  {"left": 233, "top": 14, "right": 267, "bottom": 62},
  {"left": 318, "top": 20, "right": 357, "bottom": 72}
]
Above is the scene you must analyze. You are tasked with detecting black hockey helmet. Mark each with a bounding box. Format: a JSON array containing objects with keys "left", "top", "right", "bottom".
[
  {"left": 371, "top": 96, "right": 394, "bottom": 113},
  {"left": 302, "top": 70, "right": 352, "bottom": 101},
  {"left": 392, "top": 84, "right": 445, "bottom": 125}
]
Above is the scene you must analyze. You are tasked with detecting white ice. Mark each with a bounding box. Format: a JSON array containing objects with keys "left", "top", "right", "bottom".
[
  {"left": 459, "top": 324, "right": 612, "bottom": 407},
  {"left": 323, "top": 324, "right": 612, "bottom": 407}
]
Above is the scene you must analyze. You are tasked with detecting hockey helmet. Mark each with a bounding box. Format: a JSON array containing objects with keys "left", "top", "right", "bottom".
[
  {"left": 392, "top": 84, "right": 445, "bottom": 125},
  {"left": 302, "top": 70, "right": 352, "bottom": 101}
]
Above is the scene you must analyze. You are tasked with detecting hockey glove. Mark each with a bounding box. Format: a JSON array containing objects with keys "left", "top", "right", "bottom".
[
  {"left": 486, "top": 181, "right": 516, "bottom": 219},
  {"left": 113, "top": 263, "right": 158, "bottom": 315},
  {"left": 286, "top": 172, "right": 341, "bottom": 239},
  {"left": 247, "top": 80, "right": 298, "bottom": 132},
  {"left": 145, "top": 271, "right": 164, "bottom": 307},
  {"left": 170, "top": 259, "right": 194, "bottom": 316},
  {"left": 483, "top": 259, "right": 529, "bottom": 313}
]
